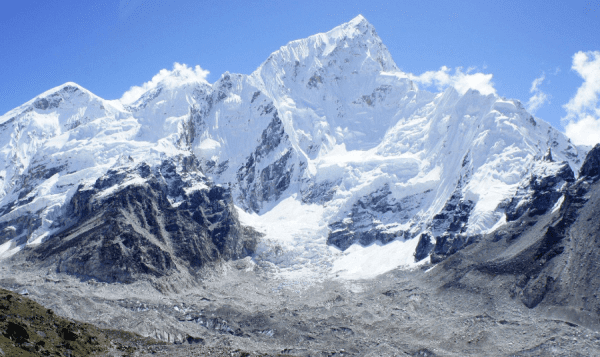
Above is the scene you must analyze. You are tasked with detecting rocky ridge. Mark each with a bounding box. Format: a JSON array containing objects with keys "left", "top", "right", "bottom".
[
  {"left": 429, "top": 144, "right": 600, "bottom": 316},
  {"left": 23, "top": 155, "right": 260, "bottom": 284}
]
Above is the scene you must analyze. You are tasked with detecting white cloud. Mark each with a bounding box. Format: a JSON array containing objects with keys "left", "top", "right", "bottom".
[
  {"left": 562, "top": 51, "right": 600, "bottom": 146},
  {"left": 526, "top": 73, "right": 549, "bottom": 114},
  {"left": 530, "top": 73, "right": 545, "bottom": 92},
  {"left": 120, "top": 63, "right": 210, "bottom": 105},
  {"left": 565, "top": 115, "right": 600, "bottom": 147},
  {"left": 409, "top": 66, "right": 496, "bottom": 96},
  {"left": 527, "top": 92, "right": 548, "bottom": 114},
  {"left": 564, "top": 51, "right": 600, "bottom": 117}
]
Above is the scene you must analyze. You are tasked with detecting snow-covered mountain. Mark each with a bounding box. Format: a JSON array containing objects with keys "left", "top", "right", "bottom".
[{"left": 0, "top": 15, "right": 586, "bottom": 281}]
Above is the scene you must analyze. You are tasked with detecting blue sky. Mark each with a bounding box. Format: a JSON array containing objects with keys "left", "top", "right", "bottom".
[{"left": 2, "top": 0, "right": 599, "bottom": 144}]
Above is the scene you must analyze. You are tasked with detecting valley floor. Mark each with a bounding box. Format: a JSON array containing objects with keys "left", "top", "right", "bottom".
[{"left": 2, "top": 259, "right": 600, "bottom": 356}]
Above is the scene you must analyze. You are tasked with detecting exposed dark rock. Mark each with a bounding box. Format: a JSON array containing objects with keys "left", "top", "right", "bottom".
[
  {"left": 33, "top": 97, "right": 62, "bottom": 110},
  {"left": 422, "top": 152, "right": 479, "bottom": 263},
  {"left": 237, "top": 112, "right": 295, "bottom": 212},
  {"left": 352, "top": 85, "right": 392, "bottom": 106},
  {"left": 203, "top": 159, "right": 229, "bottom": 176},
  {"left": 179, "top": 94, "right": 212, "bottom": 149},
  {"left": 431, "top": 195, "right": 474, "bottom": 237},
  {"left": 255, "top": 112, "right": 286, "bottom": 160},
  {"left": 328, "top": 221, "right": 399, "bottom": 252},
  {"left": 0, "top": 214, "right": 41, "bottom": 246},
  {"left": 430, "top": 233, "right": 477, "bottom": 265},
  {"left": 579, "top": 143, "right": 600, "bottom": 180},
  {"left": 251, "top": 91, "right": 261, "bottom": 103},
  {"left": 307, "top": 73, "right": 323, "bottom": 89},
  {"left": 27, "top": 158, "right": 260, "bottom": 283},
  {"left": 504, "top": 161, "right": 574, "bottom": 222},
  {"left": 414, "top": 233, "right": 434, "bottom": 262},
  {"left": 15, "top": 163, "right": 68, "bottom": 200},
  {"left": 32, "top": 86, "right": 80, "bottom": 111},
  {"left": 432, "top": 147, "right": 600, "bottom": 311},
  {"left": 327, "top": 185, "right": 426, "bottom": 250},
  {"left": 542, "top": 148, "right": 553, "bottom": 161},
  {"left": 428, "top": 175, "right": 475, "bottom": 263},
  {"left": 301, "top": 179, "right": 338, "bottom": 204},
  {"left": 520, "top": 274, "right": 554, "bottom": 308},
  {"left": 5, "top": 321, "right": 29, "bottom": 344}
]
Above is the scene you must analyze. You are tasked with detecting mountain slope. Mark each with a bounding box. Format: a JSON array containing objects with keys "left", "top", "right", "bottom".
[
  {"left": 426, "top": 144, "right": 600, "bottom": 323},
  {"left": 25, "top": 157, "right": 259, "bottom": 284},
  {"left": 0, "top": 15, "right": 588, "bottom": 281}
]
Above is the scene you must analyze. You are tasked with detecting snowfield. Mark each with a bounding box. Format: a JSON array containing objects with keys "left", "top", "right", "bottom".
[{"left": 0, "top": 15, "right": 586, "bottom": 280}]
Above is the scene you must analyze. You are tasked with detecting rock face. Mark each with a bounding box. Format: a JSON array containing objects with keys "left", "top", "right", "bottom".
[
  {"left": 430, "top": 145, "right": 600, "bottom": 315},
  {"left": 504, "top": 154, "right": 575, "bottom": 222},
  {"left": 579, "top": 144, "right": 600, "bottom": 179},
  {"left": 428, "top": 161, "right": 476, "bottom": 263},
  {"left": 429, "top": 150, "right": 576, "bottom": 264},
  {"left": 327, "top": 184, "right": 428, "bottom": 250},
  {"left": 27, "top": 158, "right": 259, "bottom": 283},
  {"left": 414, "top": 233, "right": 434, "bottom": 262},
  {"left": 236, "top": 112, "right": 295, "bottom": 212}
]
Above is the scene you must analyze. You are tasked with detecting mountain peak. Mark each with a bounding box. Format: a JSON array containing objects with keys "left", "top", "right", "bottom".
[
  {"left": 325, "top": 14, "right": 380, "bottom": 43},
  {"left": 0, "top": 81, "right": 99, "bottom": 120},
  {"left": 346, "top": 14, "right": 371, "bottom": 29},
  {"left": 38, "top": 82, "right": 90, "bottom": 98},
  {"left": 254, "top": 14, "right": 398, "bottom": 84}
]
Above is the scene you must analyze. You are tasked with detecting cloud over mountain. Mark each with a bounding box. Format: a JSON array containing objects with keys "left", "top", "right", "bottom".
[
  {"left": 564, "top": 51, "right": 600, "bottom": 146},
  {"left": 120, "top": 62, "right": 210, "bottom": 105},
  {"left": 526, "top": 73, "right": 549, "bottom": 115},
  {"left": 409, "top": 66, "right": 496, "bottom": 96}
]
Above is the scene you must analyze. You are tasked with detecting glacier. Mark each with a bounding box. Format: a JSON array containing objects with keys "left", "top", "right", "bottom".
[{"left": 0, "top": 15, "right": 585, "bottom": 281}]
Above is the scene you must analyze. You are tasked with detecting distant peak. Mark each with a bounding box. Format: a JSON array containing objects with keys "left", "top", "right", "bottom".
[
  {"left": 348, "top": 14, "right": 369, "bottom": 27},
  {"left": 36, "top": 82, "right": 92, "bottom": 100},
  {"left": 61, "top": 82, "right": 90, "bottom": 93},
  {"left": 52, "top": 82, "right": 87, "bottom": 93},
  {"left": 61, "top": 81, "right": 83, "bottom": 89},
  {"left": 334, "top": 14, "right": 377, "bottom": 37}
]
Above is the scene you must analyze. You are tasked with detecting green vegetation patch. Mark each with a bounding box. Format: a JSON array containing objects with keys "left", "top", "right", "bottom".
[{"left": 0, "top": 287, "right": 109, "bottom": 356}]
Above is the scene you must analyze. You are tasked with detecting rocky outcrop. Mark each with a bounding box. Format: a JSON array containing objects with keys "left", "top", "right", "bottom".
[
  {"left": 431, "top": 145, "right": 600, "bottom": 314},
  {"left": 327, "top": 185, "right": 428, "bottom": 251},
  {"left": 301, "top": 179, "right": 339, "bottom": 204},
  {"left": 32, "top": 85, "right": 80, "bottom": 111},
  {"left": 428, "top": 185, "right": 475, "bottom": 264},
  {"left": 237, "top": 111, "right": 295, "bottom": 212},
  {"left": 414, "top": 233, "right": 434, "bottom": 262},
  {"left": 27, "top": 158, "right": 260, "bottom": 283},
  {"left": 504, "top": 154, "right": 575, "bottom": 222},
  {"left": 428, "top": 155, "right": 475, "bottom": 263},
  {"left": 579, "top": 143, "right": 600, "bottom": 179},
  {"left": 429, "top": 153, "right": 575, "bottom": 264}
]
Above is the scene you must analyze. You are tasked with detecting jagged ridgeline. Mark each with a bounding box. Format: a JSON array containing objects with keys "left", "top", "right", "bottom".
[
  {"left": 0, "top": 14, "right": 590, "bottom": 286},
  {"left": 26, "top": 157, "right": 260, "bottom": 283},
  {"left": 429, "top": 145, "right": 600, "bottom": 317}
]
